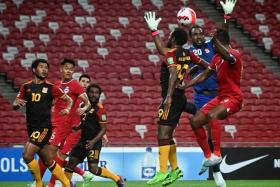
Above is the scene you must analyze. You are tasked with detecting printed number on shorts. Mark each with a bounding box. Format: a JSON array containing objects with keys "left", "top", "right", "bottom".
[
  {"left": 50, "top": 131, "right": 56, "bottom": 140},
  {"left": 89, "top": 150, "right": 99, "bottom": 159},
  {"left": 30, "top": 131, "right": 41, "bottom": 139},
  {"left": 158, "top": 109, "right": 164, "bottom": 118}
]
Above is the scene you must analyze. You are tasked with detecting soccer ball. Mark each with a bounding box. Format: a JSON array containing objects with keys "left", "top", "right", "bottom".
[{"left": 177, "top": 7, "right": 197, "bottom": 25}]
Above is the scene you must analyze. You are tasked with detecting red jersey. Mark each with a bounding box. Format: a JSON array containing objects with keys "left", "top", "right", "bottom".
[
  {"left": 209, "top": 49, "right": 243, "bottom": 101},
  {"left": 70, "top": 98, "right": 83, "bottom": 127},
  {"left": 52, "top": 79, "right": 85, "bottom": 119}
]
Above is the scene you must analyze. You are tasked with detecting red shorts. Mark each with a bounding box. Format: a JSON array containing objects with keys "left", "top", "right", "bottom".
[
  {"left": 60, "top": 130, "right": 81, "bottom": 154},
  {"left": 201, "top": 96, "right": 242, "bottom": 116},
  {"left": 49, "top": 115, "right": 72, "bottom": 147}
]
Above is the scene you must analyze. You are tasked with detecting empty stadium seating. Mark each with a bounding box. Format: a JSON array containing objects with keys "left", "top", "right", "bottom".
[
  {"left": 0, "top": 94, "right": 27, "bottom": 146},
  {"left": 0, "top": 0, "right": 279, "bottom": 147},
  {"left": 214, "top": 0, "right": 280, "bottom": 60}
]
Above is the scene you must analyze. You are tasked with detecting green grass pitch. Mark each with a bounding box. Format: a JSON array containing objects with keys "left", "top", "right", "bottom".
[{"left": 1, "top": 180, "right": 280, "bottom": 187}]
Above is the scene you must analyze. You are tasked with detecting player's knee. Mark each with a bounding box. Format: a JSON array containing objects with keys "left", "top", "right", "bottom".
[
  {"left": 157, "top": 139, "right": 170, "bottom": 146},
  {"left": 43, "top": 159, "right": 54, "bottom": 167},
  {"left": 190, "top": 117, "right": 199, "bottom": 128},
  {"left": 209, "top": 112, "right": 218, "bottom": 120},
  {"left": 22, "top": 153, "right": 33, "bottom": 163}
]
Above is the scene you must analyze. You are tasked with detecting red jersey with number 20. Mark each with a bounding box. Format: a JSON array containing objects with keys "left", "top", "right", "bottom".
[{"left": 209, "top": 49, "right": 243, "bottom": 101}]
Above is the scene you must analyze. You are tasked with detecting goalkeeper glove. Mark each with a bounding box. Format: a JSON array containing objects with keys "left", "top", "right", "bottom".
[
  {"left": 144, "top": 11, "right": 162, "bottom": 31},
  {"left": 220, "top": 0, "right": 237, "bottom": 15}
]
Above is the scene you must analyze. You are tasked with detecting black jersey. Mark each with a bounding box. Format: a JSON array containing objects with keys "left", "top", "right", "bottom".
[
  {"left": 17, "top": 80, "right": 65, "bottom": 127},
  {"left": 80, "top": 103, "right": 107, "bottom": 141},
  {"left": 160, "top": 47, "right": 201, "bottom": 99}
]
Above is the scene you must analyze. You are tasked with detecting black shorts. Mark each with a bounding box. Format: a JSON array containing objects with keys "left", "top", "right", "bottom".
[
  {"left": 70, "top": 140, "right": 102, "bottom": 164},
  {"left": 27, "top": 126, "right": 52, "bottom": 148},
  {"left": 158, "top": 89, "right": 186, "bottom": 126}
]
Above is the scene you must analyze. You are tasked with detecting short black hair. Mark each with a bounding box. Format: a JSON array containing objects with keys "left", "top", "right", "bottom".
[
  {"left": 61, "top": 58, "right": 76, "bottom": 66},
  {"left": 189, "top": 25, "right": 203, "bottom": 36},
  {"left": 216, "top": 28, "right": 230, "bottom": 45},
  {"left": 86, "top": 83, "right": 102, "bottom": 95},
  {"left": 31, "top": 59, "right": 49, "bottom": 70},
  {"left": 79, "top": 74, "right": 91, "bottom": 81},
  {"left": 171, "top": 28, "right": 188, "bottom": 46}
]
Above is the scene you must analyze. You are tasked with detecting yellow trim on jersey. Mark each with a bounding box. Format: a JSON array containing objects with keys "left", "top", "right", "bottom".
[
  {"left": 97, "top": 103, "right": 104, "bottom": 109},
  {"left": 23, "top": 80, "right": 33, "bottom": 85},
  {"left": 167, "top": 48, "right": 176, "bottom": 52}
]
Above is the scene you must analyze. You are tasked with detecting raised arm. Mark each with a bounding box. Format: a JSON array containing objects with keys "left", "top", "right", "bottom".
[
  {"left": 144, "top": 11, "right": 169, "bottom": 55},
  {"left": 212, "top": 36, "right": 236, "bottom": 64},
  {"left": 220, "top": 0, "right": 237, "bottom": 32}
]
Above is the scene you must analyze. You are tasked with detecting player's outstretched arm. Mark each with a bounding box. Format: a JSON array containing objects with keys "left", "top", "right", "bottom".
[
  {"left": 77, "top": 93, "right": 91, "bottom": 115},
  {"left": 220, "top": 0, "right": 237, "bottom": 31},
  {"left": 144, "top": 11, "right": 168, "bottom": 55},
  {"left": 212, "top": 36, "right": 236, "bottom": 64},
  {"left": 185, "top": 68, "right": 213, "bottom": 89}
]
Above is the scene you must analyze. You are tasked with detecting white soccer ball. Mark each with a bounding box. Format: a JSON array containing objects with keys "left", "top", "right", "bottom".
[{"left": 177, "top": 7, "right": 197, "bottom": 25}]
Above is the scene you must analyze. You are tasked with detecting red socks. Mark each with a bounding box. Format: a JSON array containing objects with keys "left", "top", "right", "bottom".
[
  {"left": 193, "top": 127, "right": 212, "bottom": 158},
  {"left": 209, "top": 120, "right": 221, "bottom": 157}
]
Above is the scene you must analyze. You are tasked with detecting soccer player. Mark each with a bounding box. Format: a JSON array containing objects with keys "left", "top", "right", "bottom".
[
  {"left": 13, "top": 59, "right": 72, "bottom": 187},
  {"left": 186, "top": 2, "right": 236, "bottom": 186},
  {"left": 182, "top": 28, "right": 243, "bottom": 171},
  {"left": 144, "top": 12, "right": 209, "bottom": 186},
  {"left": 38, "top": 58, "right": 91, "bottom": 187},
  {"left": 78, "top": 74, "right": 109, "bottom": 145},
  {"left": 64, "top": 84, "right": 125, "bottom": 187}
]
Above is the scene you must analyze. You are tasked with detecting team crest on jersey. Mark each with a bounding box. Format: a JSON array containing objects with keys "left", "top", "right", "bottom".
[
  {"left": 42, "top": 87, "right": 48, "bottom": 93},
  {"left": 101, "top": 114, "right": 107, "bottom": 121},
  {"left": 26, "top": 89, "right": 31, "bottom": 93},
  {"left": 167, "top": 57, "right": 174, "bottom": 65},
  {"left": 64, "top": 86, "right": 69, "bottom": 93},
  {"left": 205, "top": 48, "right": 210, "bottom": 53}
]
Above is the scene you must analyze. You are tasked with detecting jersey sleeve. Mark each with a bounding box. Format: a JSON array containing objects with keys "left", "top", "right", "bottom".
[
  {"left": 52, "top": 85, "right": 65, "bottom": 98},
  {"left": 228, "top": 49, "right": 241, "bottom": 65},
  {"left": 209, "top": 55, "right": 218, "bottom": 70},
  {"left": 97, "top": 108, "right": 107, "bottom": 125},
  {"left": 73, "top": 81, "right": 85, "bottom": 97},
  {"left": 189, "top": 51, "right": 201, "bottom": 64},
  {"left": 17, "top": 84, "right": 25, "bottom": 99},
  {"left": 164, "top": 50, "right": 177, "bottom": 67}
]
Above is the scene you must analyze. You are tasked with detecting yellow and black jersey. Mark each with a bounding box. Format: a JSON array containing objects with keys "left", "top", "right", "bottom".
[
  {"left": 17, "top": 80, "right": 65, "bottom": 127},
  {"left": 160, "top": 47, "right": 201, "bottom": 98},
  {"left": 80, "top": 103, "right": 107, "bottom": 141}
]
